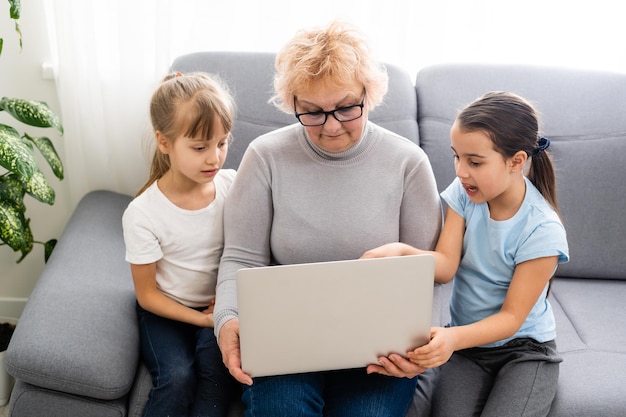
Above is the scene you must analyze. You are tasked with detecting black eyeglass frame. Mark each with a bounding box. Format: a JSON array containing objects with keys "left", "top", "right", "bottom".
[{"left": 293, "top": 90, "right": 367, "bottom": 127}]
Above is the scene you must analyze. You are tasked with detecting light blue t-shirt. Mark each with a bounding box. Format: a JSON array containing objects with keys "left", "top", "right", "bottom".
[{"left": 441, "top": 177, "right": 569, "bottom": 347}]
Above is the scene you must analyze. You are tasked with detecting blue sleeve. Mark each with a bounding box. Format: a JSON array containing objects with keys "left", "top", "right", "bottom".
[
  {"left": 516, "top": 221, "right": 569, "bottom": 265},
  {"left": 440, "top": 178, "right": 465, "bottom": 218}
]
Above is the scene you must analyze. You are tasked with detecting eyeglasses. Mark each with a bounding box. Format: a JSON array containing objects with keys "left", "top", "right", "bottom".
[{"left": 294, "top": 90, "right": 366, "bottom": 127}]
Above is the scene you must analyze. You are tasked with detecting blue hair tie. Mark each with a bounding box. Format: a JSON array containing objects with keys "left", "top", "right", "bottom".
[{"left": 532, "top": 136, "right": 550, "bottom": 156}]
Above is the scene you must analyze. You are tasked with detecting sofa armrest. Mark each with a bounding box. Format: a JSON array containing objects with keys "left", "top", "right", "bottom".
[{"left": 5, "top": 190, "right": 138, "bottom": 400}]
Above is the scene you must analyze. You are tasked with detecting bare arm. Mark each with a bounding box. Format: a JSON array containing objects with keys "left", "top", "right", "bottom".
[
  {"left": 409, "top": 255, "right": 559, "bottom": 368},
  {"left": 131, "top": 263, "right": 214, "bottom": 328},
  {"left": 362, "top": 206, "right": 464, "bottom": 283},
  {"left": 370, "top": 255, "right": 558, "bottom": 377},
  {"left": 364, "top": 206, "right": 465, "bottom": 377}
]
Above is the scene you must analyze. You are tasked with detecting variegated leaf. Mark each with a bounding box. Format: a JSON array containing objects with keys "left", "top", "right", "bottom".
[
  {"left": 24, "top": 133, "right": 64, "bottom": 180},
  {"left": 0, "top": 199, "right": 27, "bottom": 251},
  {"left": 0, "top": 124, "right": 37, "bottom": 179},
  {"left": 0, "top": 97, "right": 63, "bottom": 134},
  {"left": 9, "top": 0, "right": 22, "bottom": 50},
  {"left": 0, "top": 174, "right": 26, "bottom": 212},
  {"left": 24, "top": 171, "right": 55, "bottom": 205},
  {"left": 17, "top": 218, "right": 34, "bottom": 263}
]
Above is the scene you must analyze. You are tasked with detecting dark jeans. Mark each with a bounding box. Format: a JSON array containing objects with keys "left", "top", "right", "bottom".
[
  {"left": 241, "top": 368, "right": 417, "bottom": 417},
  {"left": 137, "top": 303, "right": 239, "bottom": 417}
]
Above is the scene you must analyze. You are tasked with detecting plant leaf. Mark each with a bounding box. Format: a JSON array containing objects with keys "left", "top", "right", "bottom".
[
  {"left": 8, "top": 0, "right": 22, "bottom": 51},
  {"left": 9, "top": 0, "right": 21, "bottom": 19},
  {"left": 0, "top": 198, "right": 27, "bottom": 251},
  {"left": 44, "top": 238, "right": 57, "bottom": 262},
  {"left": 0, "top": 97, "right": 63, "bottom": 134},
  {"left": 17, "top": 217, "right": 33, "bottom": 263},
  {"left": 24, "top": 133, "right": 64, "bottom": 180},
  {"left": 24, "top": 170, "right": 55, "bottom": 205},
  {"left": 0, "top": 124, "right": 37, "bottom": 179},
  {"left": 12, "top": 19, "right": 21, "bottom": 51},
  {"left": 0, "top": 174, "right": 26, "bottom": 212}
]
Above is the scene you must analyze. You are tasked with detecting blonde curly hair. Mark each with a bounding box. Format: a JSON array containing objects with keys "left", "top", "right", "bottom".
[{"left": 270, "top": 20, "right": 388, "bottom": 114}]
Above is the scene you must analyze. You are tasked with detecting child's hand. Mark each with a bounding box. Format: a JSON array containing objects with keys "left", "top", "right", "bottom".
[
  {"left": 407, "top": 327, "right": 456, "bottom": 368},
  {"left": 361, "top": 242, "right": 413, "bottom": 259},
  {"left": 201, "top": 298, "right": 216, "bottom": 328},
  {"left": 202, "top": 297, "right": 216, "bottom": 314}
]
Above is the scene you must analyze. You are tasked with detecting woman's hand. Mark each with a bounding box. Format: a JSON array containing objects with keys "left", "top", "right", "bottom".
[
  {"left": 218, "top": 318, "right": 253, "bottom": 385},
  {"left": 366, "top": 352, "right": 427, "bottom": 378}
]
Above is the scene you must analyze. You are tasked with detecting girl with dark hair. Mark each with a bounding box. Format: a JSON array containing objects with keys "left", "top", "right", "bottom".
[{"left": 364, "top": 91, "right": 569, "bottom": 417}]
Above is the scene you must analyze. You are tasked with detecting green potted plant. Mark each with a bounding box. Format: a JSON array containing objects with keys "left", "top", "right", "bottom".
[
  {"left": 0, "top": 0, "right": 63, "bottom": 405},
  {"left": 0, "top": 0, "right": 64, "bottom": 264}
]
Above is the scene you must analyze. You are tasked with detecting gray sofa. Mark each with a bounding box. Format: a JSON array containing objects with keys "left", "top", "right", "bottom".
[{"left": 5, "top": 52, "right": 626, "bottom": 417}]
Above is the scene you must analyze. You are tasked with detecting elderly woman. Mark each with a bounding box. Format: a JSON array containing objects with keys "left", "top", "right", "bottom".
[{"left": 214, "top": 20, "right": 442, "bottom": 417}]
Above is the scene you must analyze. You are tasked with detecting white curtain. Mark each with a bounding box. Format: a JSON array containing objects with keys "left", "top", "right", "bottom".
[{"left": 47, "top": 0, "right": 626, "bottom": 204}]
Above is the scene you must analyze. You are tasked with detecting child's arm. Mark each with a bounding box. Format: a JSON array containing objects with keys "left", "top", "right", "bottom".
[
  {"left": 362, "top": 206, "right": 464, "bottom": 283},
  {"left": 131, "top": 263, "right": 214, "bottom": 328},
  {"left": 409, "top": 255, "right": 559, "bottom": 368}
]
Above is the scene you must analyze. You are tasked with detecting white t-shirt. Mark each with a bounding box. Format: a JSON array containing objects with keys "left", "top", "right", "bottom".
[{"left": 123, "top": 169, "right": 236, "bottom": 307}]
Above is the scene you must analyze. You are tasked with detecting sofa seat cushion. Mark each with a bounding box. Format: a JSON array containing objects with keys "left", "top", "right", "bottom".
[
  {"left": 5, "top": 191, "right": 138, "bottom": 400},
  {"left": 550, "top": 350, "right": 626, "bottom": 416},
  {"left": 551, "top": 278, "right": 626, "bottom": 352},
  {"left": 547, "top": 277, "right": 626, "bottom": 416},
  {"left": 9, "top": 379, "right": 128, "bottom": 417}
]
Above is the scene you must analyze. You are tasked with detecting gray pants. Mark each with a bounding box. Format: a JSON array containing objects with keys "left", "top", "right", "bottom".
[{"left": 430, "top": 338, "right": 562, "bottom": 417}]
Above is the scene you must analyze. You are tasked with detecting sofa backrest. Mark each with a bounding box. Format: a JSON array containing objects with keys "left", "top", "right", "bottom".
[
  {"left": 416, "top": 64, "right": 626, "bottom": 280},
  {"left": 171, "top": 52, "right": 626, "bottom": 281},
  {"left": 170, "top": 52, "right": 419, "bottom": 169}
]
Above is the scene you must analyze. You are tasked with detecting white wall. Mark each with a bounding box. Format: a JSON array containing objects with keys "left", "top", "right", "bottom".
[{"left": 0, "top": 0, "right": 70, "bottom": 304}]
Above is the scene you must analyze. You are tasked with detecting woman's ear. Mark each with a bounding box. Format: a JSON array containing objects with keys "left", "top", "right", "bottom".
[
  {"left": 510, "top": 150, "right": 528, "bottom": 173},
  {"left": 156, "top": 131, "right": 170, "bottom": 154}
]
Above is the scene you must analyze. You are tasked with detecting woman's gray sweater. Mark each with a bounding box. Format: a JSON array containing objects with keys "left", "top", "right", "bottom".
[{"left": 214, "top": 121, "right": 442, "bottom": 336}]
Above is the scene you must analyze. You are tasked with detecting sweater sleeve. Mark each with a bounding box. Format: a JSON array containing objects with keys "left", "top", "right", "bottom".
[
  {"left": 400, "top": 152, "right": 442, "bottom": 251},
  {"left": 214, "top": 143, "right": 273, "bottom": 337}
]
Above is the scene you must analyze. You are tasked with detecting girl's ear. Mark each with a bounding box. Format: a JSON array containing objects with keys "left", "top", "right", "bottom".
[
  {"left": 156, "top": 131, "right": 170, "bottom": 154},
  {"left": 510, "top": 150, "right": 528, "bottom": 173}
]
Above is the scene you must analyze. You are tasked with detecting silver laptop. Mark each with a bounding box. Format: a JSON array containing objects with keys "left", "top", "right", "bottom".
[{"left": 236, "top": 254, "right": 434, "bottom": 377}]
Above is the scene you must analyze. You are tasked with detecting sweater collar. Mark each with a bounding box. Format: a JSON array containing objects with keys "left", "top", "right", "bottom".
[{"left": 302, "top": 121, "right": 372, "bottom": 161}]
